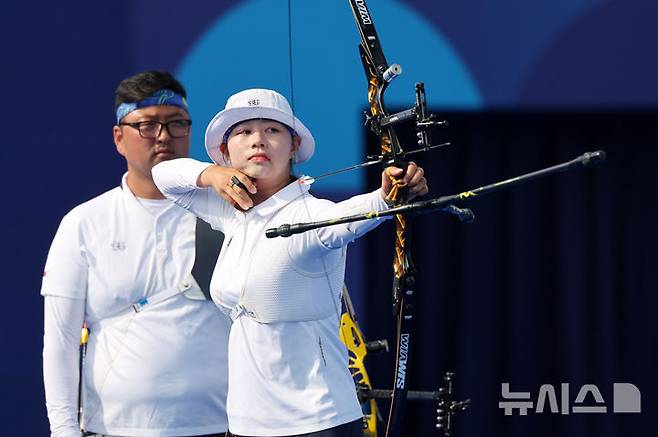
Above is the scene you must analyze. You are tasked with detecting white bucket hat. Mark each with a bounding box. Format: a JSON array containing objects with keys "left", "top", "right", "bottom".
[{"left": 205, "top": 88, "right": 315, "bottom": 166}]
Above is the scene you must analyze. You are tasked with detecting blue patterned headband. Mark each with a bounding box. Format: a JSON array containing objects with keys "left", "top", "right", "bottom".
[{"left": 116, "top": 89, "right": 188, "bottom": 123}]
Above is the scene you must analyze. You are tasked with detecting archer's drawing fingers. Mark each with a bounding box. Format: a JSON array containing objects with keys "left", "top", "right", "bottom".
[
  {"left": 222, "top": 172, "right": 257, "bottom": 210},
  {"left": 199, "top": 166, "right": 256, "bottom": 210}
]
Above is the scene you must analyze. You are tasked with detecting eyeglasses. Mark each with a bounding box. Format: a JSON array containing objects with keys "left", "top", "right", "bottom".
[{"left": 119, "top": 119, "right": 192, "bottom": 139}]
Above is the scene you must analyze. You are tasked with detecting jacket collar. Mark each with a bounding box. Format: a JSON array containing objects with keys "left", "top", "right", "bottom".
[{"left": 248, "top": 177, "right": 311, "bottom": 217}]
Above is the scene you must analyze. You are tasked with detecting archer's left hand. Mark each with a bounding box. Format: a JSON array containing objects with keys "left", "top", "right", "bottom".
[{"left": 381, "top": 161, "right": 428, "bottom": 202}]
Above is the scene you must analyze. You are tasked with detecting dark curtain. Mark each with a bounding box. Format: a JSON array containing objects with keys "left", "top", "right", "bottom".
[{"left": 360, "top": 111, "right": 656, "bottom": 437}]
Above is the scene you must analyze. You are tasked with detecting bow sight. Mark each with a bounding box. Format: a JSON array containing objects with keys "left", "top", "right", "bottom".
[{"left": 365, "top": 81, "right": 448, "bottom": 156}]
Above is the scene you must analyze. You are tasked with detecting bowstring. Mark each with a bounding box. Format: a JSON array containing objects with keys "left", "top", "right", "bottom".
[
  {"left": 287, "top": 0, "right": 296, "bottom": 132},
  {"left": 286, "top": 0, "right": 343, "bottom": 322}
]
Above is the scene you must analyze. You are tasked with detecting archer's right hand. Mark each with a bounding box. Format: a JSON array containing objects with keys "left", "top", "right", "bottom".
[{"left": 197, "top": 165, "right": 257, "bottom": 211}]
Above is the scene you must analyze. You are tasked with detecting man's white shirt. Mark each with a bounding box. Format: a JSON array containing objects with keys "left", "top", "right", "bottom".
[{"left": 42, "top": 174, "right": 229, "bottom": 437}]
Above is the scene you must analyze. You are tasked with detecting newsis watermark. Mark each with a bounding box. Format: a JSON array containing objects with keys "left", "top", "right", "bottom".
[{"left": 499, "top": 382, "right": 641, "bottom": 415}]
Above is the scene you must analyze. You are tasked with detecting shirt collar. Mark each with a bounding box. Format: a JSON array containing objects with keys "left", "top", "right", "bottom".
[
  {"left": 248, "top": 177, "right": 311, "bottom": 217},
  {"left": 120, "top": 172, "right": 138, "bottom": 204},
  {"left": 120, "top": 172, "right": 175, "bottom": 217}
]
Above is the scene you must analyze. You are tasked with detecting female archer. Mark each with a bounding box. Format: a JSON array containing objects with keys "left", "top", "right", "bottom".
[{"left": 153, "top": 88, "right": 428, "bottom": 437}]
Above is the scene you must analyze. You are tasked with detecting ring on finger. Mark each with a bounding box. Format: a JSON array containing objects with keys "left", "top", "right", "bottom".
[{"left": 231, "top": 175, "right": 248, "bottom": 191}]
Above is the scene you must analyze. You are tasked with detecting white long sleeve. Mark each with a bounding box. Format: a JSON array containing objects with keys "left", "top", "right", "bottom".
[
  {"left": 42, "top": 295, "right": 85, "bottom": 437},
  {"left": 152, "top": 158, "right": 221, "bottom": 226},
  {"left": 307, "top": 189, "right": 390, "bottom": 250},
  {"left": 153, "top": 158, "right": 391, "bottom": 245}
]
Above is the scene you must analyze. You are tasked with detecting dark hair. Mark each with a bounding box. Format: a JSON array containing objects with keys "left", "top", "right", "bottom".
[{"left": 114, "top": 70, "right": 187, "bottom": 111}]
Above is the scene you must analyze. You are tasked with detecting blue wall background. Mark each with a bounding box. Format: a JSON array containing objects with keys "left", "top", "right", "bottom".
[{"left": 2, "top": 0, "right": 656, "bottom": 435}]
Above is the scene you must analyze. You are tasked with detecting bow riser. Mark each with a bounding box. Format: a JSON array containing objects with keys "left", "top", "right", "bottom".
[{"left": 349, "top": 2, "right": 417, "bottom": 437}]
